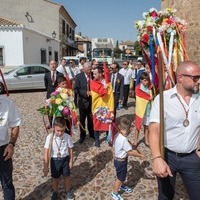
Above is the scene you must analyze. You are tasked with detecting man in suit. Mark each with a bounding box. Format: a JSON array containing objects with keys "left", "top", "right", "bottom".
[
  {"left": 44, "top": 60, "right": 64, "bottom": 128},
  {"left": 44, "top": 60, "right": 63, "bottom": 99},
  {"left": 111, "top": 62, "right": 124, "bottom": 118},
  {"left": 74, "top": 62, "right": 94, "bottom": 143}
]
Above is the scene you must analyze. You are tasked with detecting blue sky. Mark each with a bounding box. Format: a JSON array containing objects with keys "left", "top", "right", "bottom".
[{"left": 54, "top": 0, "right": 161, "bottom": 43}]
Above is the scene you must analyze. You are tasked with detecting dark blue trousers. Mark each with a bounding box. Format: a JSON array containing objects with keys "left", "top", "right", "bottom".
[
  {"left": 157, "top": 149, "right": 200, "bottom": 200},
  {"left": 0, "top": 145, "right": 15, "bottom": 200}
]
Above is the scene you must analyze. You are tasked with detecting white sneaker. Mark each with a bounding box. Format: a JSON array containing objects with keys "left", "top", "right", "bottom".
[{"left": 111, "top": 192, "right": 123, "bottom": 200}]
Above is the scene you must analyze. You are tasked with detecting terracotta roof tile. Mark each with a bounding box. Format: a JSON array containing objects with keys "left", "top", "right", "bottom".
[{"left": 0, "top": 17, "right": 21, "bottom": 26}]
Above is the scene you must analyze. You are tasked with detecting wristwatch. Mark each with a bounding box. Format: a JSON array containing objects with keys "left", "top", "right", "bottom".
[{"left": 9, "top": 142, "right": 15, "bottom": 147}]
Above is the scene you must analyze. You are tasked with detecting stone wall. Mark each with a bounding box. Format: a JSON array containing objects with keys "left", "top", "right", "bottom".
[{"left": 162, "top": 0, "right": 200, "bottom": 64}]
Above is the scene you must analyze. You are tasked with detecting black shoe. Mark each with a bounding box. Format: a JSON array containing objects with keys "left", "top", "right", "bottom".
[
  {"left": 123, "top": 105, "right": 128, "bottom": 110},
  {"left": 79, "top": 138, "right": 85, "bottom": 144},
  {"left": 51, "top": 192, "right": 58, "bottom": 200},
  {"left": 89, "top": 134, "right": 95, "bottom": 139},
  {"left": 95, "top": 140, "right": 100, "bottom": 147}
]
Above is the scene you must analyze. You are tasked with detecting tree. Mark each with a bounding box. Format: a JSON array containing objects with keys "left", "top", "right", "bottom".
[
  {"left": 114, "top": 40, "right": 122, "bottom": 59},
  {"left": 133, "top": 41, "right": 142, "bottom": 56}
]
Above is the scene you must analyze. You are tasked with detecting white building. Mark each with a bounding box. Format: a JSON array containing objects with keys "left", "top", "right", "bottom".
[
  {"left": 0, "top": 0, "right": 77, "bottom": 62},
  {"left": 0, "top": 18, "right": 59, "bottom": 67}
]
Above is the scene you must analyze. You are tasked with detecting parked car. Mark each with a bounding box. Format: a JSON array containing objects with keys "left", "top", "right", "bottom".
[{"left": 0, "top": 64, "right": 50, "bottom": 94}]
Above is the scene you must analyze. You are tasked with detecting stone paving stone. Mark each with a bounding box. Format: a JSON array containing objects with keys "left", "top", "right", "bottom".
[{"left": 0, "top": 91, "right": 189, "bottom": 200}]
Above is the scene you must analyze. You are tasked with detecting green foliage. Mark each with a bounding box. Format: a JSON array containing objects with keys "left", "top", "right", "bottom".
[{"left": 133, "top": 41, "right": 142, "bottom": 56}]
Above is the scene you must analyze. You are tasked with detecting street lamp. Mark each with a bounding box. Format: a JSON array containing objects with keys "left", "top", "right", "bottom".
[{"left": 52, "top": 31, "right": 56, "bottom": 39}]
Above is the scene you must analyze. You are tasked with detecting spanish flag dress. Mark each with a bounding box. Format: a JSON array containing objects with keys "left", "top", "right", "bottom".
[{"left": 90, "top": 64, "right": 114, "bottom": 131}]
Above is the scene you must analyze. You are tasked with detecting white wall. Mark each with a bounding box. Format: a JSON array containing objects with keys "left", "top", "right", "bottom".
[
  {"left": 0, "top": 27, "right": 60, "bottom": 67},
  {"left": 23, "top": 29, "right": 60, "bottom": 64},
  {"left": 0, "top": 28, "right": 24, "bottom": 66}
]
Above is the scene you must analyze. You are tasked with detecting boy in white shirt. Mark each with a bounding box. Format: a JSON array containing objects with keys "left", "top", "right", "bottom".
[
  {"left": 43, "top": 117, "right": 74, "bottom": 200},
  {"left": 111, "top": 116, "right": 144, "bottom": 200}
]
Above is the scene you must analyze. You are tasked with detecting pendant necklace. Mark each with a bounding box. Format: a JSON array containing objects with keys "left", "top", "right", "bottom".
[
  {"left": 54, "top": 137, "right": 63, "bottom": 157},
  {"left": 175, "top": 94, "right": 189, "bottom": 127}
]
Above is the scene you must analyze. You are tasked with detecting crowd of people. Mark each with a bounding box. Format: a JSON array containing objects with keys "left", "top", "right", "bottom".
[{"left": 0, "top": 58, "right": 200, "bottom": 200}]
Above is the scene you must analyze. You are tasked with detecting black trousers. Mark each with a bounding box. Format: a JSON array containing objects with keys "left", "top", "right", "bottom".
[
  {"left": 123, "top": 84, "right": 130, "bottom": 107},
  {"left": 114, "top": 93, "right": 120, "bottom": 118},
  {"left": 157, "top": 148, "right": 200, "bottom": 200},
  {"left": 79, "top": 104, "right": 94, "bottom": 140}
]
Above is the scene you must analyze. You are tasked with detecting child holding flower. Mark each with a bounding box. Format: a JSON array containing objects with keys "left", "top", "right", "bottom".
[{"left": 57, "top": 76, "right": 76, "bottom": 135}]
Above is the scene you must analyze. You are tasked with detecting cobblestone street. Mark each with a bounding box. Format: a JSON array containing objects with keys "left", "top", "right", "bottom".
[{"left": 0, "top": 91, "right": 189, "bottom": 200}]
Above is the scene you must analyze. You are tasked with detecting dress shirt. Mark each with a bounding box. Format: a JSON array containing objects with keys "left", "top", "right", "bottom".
[
  {"left": 149, "top": 86, "right": 200, "bottom": 153},
  {"left": 0, "top": 96, "right": 21, "bottom": 146},
  {"left": 66, "top": 66, "right": 80, "bottom": 80},
  {"left": 119, "top": 68, "right": 133, "bottom": 85},
  {"left": 57, "top": 65, "right": 68, "bottom": 76}
]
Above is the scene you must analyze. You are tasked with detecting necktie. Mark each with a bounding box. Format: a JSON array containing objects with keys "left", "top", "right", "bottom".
[
  {"left": 52, "top": 71, "right": 55, "bottom": 84},
  {"left": 112, "top": 73, "right": 115, "bottom": 92}
]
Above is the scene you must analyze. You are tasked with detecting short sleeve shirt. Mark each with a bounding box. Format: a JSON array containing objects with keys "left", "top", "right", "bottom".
[
  {"left": 119, "top": 68, "right": 133, "bottom": 85},
  {"left": 113, "top": 133, "right": 132, "bottom": 158},
  {"left": 0, "top": 96, "right": 21, "bottom": 146},
  {"left": 149, "top": 86, "right": 200, "bottom": 153},
  {"left": 44, "top": 133, "right": 74, "bottom": 158}
]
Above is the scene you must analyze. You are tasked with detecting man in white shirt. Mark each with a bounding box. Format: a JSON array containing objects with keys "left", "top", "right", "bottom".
[
  {"left": 119, "top": 61, "right": 133, "bottom": 109},
  {"left": 0, "top": 95, "right": 21, "bottom": 200},
  {"left": 149, "top": 61, "right": 200, "bottom": 200}
]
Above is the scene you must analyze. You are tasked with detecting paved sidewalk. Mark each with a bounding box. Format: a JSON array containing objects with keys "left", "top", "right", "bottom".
[{"left": 0, "top": 91, "right": 189, "bottom": 200}]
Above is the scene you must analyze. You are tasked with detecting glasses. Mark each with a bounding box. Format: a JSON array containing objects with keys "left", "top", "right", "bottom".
[
  {"left": 123, "top": 63, "right": 127, "bottom": 65},
  {"left": 182, "top": 74, "right": 200, "bottom": 83}
]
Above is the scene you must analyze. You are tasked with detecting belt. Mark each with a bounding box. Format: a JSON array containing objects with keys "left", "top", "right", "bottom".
[
  {"left": 114, "top": 157, "right": 127, "bottom": 161},
  {"left": 51, "top": 156, "right": 69, "bottom": 160},
  {"left": 0, "top": 144, "right": 7, "bottom": 151},
  {"left": 166, "top": 148, "right": 196, "bottom": 157}
]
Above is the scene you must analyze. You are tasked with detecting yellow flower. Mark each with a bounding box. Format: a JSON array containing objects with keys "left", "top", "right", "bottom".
[
  {"left": 61, "top": 88, "right": 67, "bottom": 94},
  {"left": 55, "top": 98, "right": 63, "bottom": 104},
  {"left": 60, "top": 93, "right": 68, "bottom": 100}
]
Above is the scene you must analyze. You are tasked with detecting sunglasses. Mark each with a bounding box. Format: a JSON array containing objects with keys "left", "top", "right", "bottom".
[{"left": 182, "top": 74, "right": 200, "bottom": 83}]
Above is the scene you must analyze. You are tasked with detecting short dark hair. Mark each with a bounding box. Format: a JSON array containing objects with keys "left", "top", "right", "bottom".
[
  {"left": 140, "top": 71, "right": 150, "bottom": 80},
  {"left": 113, "top": 62, "right": 120, "bottom": 69},
  {"left": 137, "top": 60, "right": 143, "bottom": 65},
  {"left": 119, "top": 116, "right": 131, "bottom": 131},
  {"left": 57, "top": 76, "right": 66, "bottom": 84},
  {"left": 95, "top": 66, "right": 104, "bottom": 74},
  {"left": 53, "top": 117, "right": 66, "bottom": 128}
]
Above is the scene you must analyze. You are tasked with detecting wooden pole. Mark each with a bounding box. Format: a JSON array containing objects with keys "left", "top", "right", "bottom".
[{"left": 158, "top": 51, "right": 165, "bottom": 158}]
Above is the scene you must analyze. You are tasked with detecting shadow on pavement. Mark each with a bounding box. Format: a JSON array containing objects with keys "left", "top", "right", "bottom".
[{"left": 22, "top": 149, "right": 113, "bottom": 200}]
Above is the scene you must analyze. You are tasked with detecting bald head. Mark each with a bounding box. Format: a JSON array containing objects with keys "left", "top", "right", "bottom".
[
  {"left": 176, "top": 61, "right": 200, "bottom": 94},
  {"left": 176, "top": 61, "right": 199, "bottom": 77}
]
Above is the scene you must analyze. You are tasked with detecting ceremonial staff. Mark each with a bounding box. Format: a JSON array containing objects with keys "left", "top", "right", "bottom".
[{"left": 158, "top": 51, "right": 165, "bottom": 158}]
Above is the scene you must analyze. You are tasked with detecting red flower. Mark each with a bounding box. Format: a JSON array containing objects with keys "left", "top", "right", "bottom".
[
  {"left": 165, "top": 18, "right": 174, "bottom": 25},
  {"left": 150, "top": 11, "right": 158, "bottom": 18},
  {"left": 147, "top": 26, "right": 153, "bottom": 32},
  {"left": 142, "top": 33, "right": 149, "bottom": 43}
]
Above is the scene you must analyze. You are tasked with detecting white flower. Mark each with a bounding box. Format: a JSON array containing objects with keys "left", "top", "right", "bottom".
[
  {"left": 149, "top": 8, "right": 157, "bottom": 13},
  {"left": 166, "top": 27, "right": 173, "bottom": 33},
  {"left": 142, "top": 12, "right": 148, "bottom": 19},
  {"left": 58, "top": 105, "right": 64, "bottom": 111}
]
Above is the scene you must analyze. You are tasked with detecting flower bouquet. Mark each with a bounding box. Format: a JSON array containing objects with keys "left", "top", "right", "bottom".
[
  {"left": 135, "top": 8, "right": 188, "bottom": 89},
  {"left": 38, "top": 87, "right": 77, "bottom": 127}
]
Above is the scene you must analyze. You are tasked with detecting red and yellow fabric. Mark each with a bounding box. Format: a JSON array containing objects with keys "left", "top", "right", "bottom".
[
  {"left": 90, "top": 63, "right": 114, "bottom": 131},
  {"left": 135, "top": 84, "right": 152, "bottom": 131}
]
